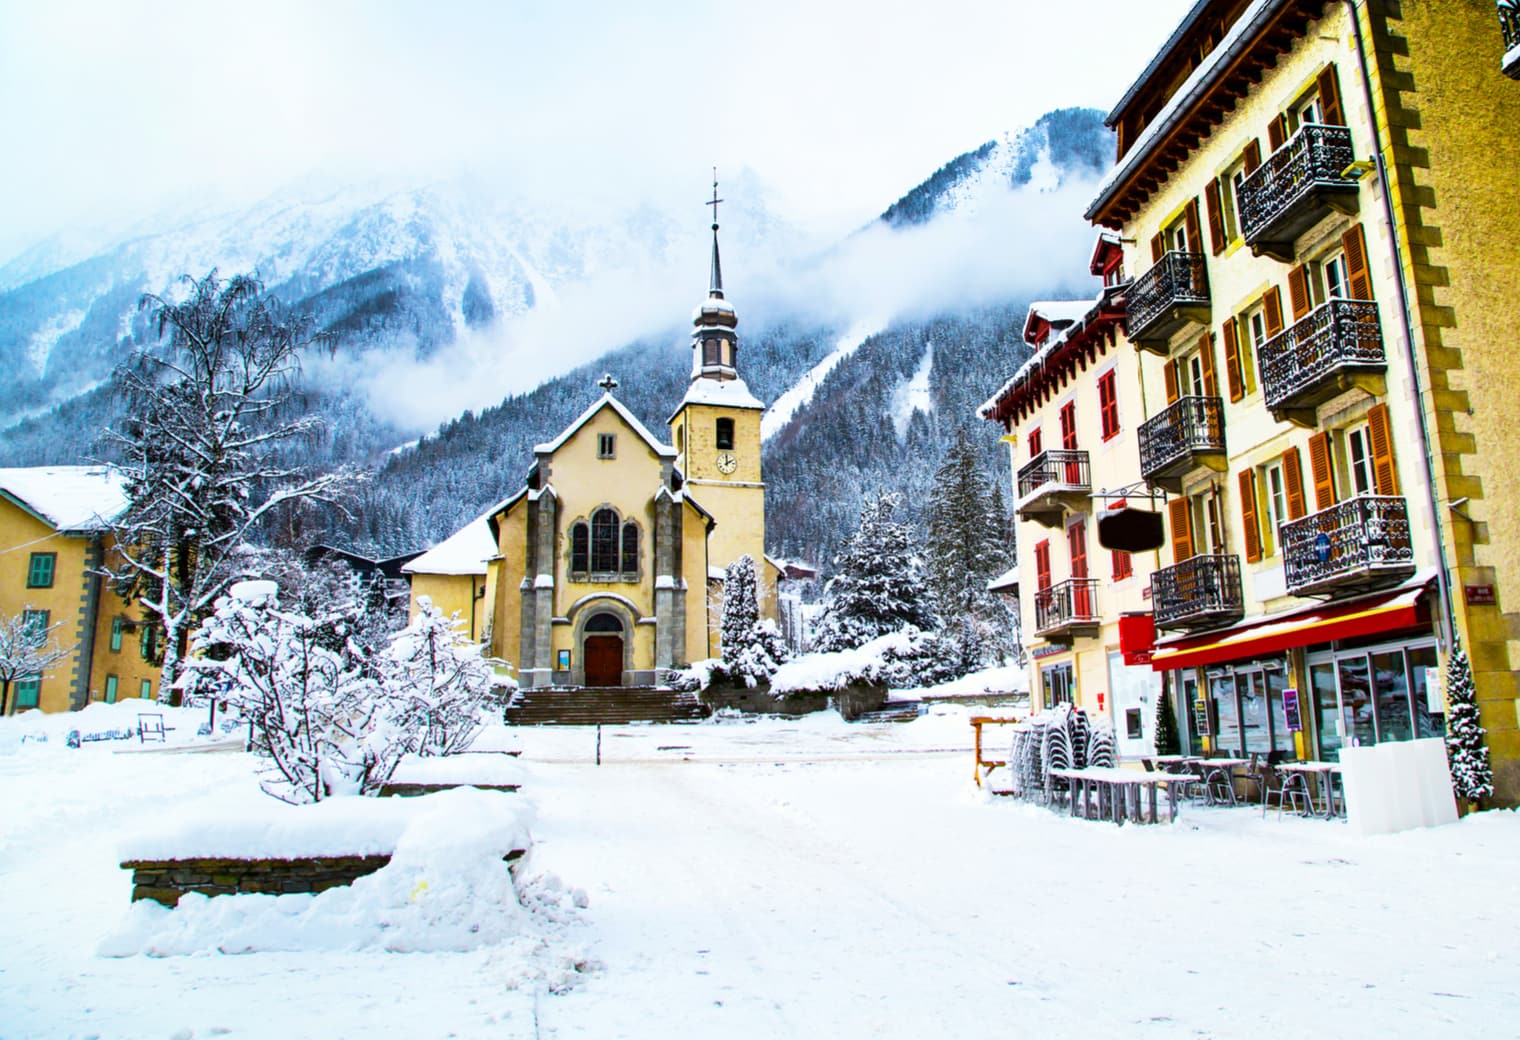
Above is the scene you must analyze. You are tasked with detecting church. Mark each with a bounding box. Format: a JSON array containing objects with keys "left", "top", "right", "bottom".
[{"left": 454, "top": 204, "right": 779, "bottom": 688}]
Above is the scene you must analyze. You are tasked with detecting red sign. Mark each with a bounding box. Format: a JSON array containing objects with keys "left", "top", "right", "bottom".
[
  {"left": 1097, "top": 691, "right": 1106, "bottom": 712},
  {"left": 1465, "top": 584, "right": 1497, "bottom": 606}
]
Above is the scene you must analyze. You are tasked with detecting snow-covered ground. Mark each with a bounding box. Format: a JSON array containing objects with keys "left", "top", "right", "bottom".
[{"left": 3, "top": 703, "right": 1518, "bottom": 1038}]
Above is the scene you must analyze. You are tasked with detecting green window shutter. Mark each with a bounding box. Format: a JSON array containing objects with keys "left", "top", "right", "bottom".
[
  {"left": 140, "top": 679, "right": 153, "bottom": 700},
  {"left": 22, "top": 609, "right": 49, "bottom": 641},
  {"left": 110, "top": 618, "right": 124, "bottom": 652},
  {"left": 15, "top": 679, "right": 41, "bottom": 709},
  {"left": 104, "top": 675, "right": 119, "bottom": 703},
  {"left": 27, "top": 553, "right": 56, "bottom": 588}
]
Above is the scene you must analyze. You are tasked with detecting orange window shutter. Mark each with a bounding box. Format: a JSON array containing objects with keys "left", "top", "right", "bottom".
[
  {"left": 1221, "top": 319, "right": 1243, "bottom": 402},
  {"left": 1164, "top": 359, "right": 1180, "bottom": 404},
  {"left": 1317, "top": 65, "right": 1345, "bottom": 127},
  {"left": 1184, "top": 198, "right": 1203, "bottom": 255},
  {"left": 1282, "top": 447, "right": 1307, "bottom": 520},
  {"left": 1367, "top": 402, "right": 1400, "bottom": 495},
  {"left": 1268, "top": 114, "right": 1287, "bottom": 151},
  {"left": 1200, "top": 333, "right": 1219, "bottom": 399},
  {"left": 1239, "top": 470, "right": 1263, "bottom": 563},
  {"left": 1150, "top": 233, "right": 1164, "bottom": 263},
  {"left": 1168, "top": 498, "right": 1194, "bottom": 564},
  {"left": 1263, "top": 286, "right": 1284, "bottom": 338},
  {"left": 1287, "top": 265, "right": 1312, "bottom": 320},
  {"left": 1243, "top": 139, "right": 1262, "bottom": 175},
  {"left": 1343, "top": 223, "right": 1374, "bottom": 302},
  {"left": 1204, "top": 179, "right": 1226, "bottom": 255},
  {"left": 1308, "top": 431, "right": 1336, "bottom": 510}
]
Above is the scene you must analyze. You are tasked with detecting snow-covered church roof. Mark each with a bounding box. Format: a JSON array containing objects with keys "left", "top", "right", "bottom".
[
  {"left": 0, "top": 466, "right": 130, "bottom": 533},
  {"left": 668, "top": 376, "right": 764, "bottom": 422},
  {"left": 403, "top": 507, "right": 501, "bottom": 577},
  {"left": 534, "top": 393, "right": 677, "bottom": 460}
]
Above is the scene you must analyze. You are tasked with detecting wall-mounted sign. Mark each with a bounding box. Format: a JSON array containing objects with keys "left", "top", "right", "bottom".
[
  {"left": 1193, "top": 697, "right": 1212, "bottom": 737},
  {"left": 557, "top": 649, "right": 572, "bottom": 670},
  {"left": 1424, "top": 666, "right": 1444, "bottom": 713},
  {"left": 1314, "top": 532, "right": 1332, "bottom": 563},
  {"left": 1283, "top": 687, "right": 1303, "bottom": 732},
  {"left": 1465, "top": 584, "right": 1497, "bottom": 606}
]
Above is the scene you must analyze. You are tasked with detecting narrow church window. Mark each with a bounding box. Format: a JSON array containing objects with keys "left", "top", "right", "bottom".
[
  {"left": 716, "top": 417, "right": 735, "bottom": 450},
  {"left": 621, "top": 521, "right": 639, "bottom": 575},
  {"left": 703, "top": 338, "right": 720, "bottom": 365},
  {"left": 597, "top": 433, "right": 616, "bottom": 459},
  {"left": 591, "top": 509, "right": 619, "bottom": 572},
  {"left": 570, "top": 521, "right": 590, "bottom": 574}
]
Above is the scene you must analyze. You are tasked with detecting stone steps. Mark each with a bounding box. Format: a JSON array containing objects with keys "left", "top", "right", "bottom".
[
  {"left": 506, "top": 687, "right": 709, "bottom": 726},
  {"left": 851, "top": 701, "right": 924, "bottom": 724}
]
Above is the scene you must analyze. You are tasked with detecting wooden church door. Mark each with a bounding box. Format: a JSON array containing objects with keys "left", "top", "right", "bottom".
[{"left": 584, "top": 637, "right": 623, "bottom": 686}]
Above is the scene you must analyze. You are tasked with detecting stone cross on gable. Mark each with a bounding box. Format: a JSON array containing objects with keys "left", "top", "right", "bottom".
[{"left": 598, "top": 373, "right": 619, "bottom": 393}]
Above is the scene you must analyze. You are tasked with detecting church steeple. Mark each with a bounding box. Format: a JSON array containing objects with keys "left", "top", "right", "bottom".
[{"left": 692, "top": 170, "right": 739, "bottom": 382}]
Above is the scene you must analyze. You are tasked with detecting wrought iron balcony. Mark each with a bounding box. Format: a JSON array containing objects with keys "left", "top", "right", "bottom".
[
  {"left": 1280, "top": 495, "right": 1415, "bottom": 598},
  {"left": 1125, "top": 251, "right": 1210, "bottom": 351},
  {"left": 1503, "top": 2, "right": 1520, "bottom": 78},
  {"left": 1151, "top": 554, "right": 1244, "bottom": 632},
  {"left": 1033, "top": 578, "right": 1101, "bottom": 643},
  {"left": 1015, "top": 450, "right": 1091, "bottom": 528},
  {"left": 1238, "top": 123, "right": 1360, "bottom": 261},
  {"left": 1137, "top": 396, "right": 1228, "bottom": 493},
  {"left": 1259, "top": 299, "right": 1386, "bottom": 426}
]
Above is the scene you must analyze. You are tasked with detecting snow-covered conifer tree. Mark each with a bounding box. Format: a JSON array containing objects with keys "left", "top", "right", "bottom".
[
  {"left": 814, "top": 492, "right": 936, "bottom": 653},
  {"left": 719, "top": 555, "right": 788, "bottom": 686},
  {"left": 1153, "top": 683, "right": 1181, "bottom": 756},
  {"left": 1444, "top": 644, "right": 1493, "bottom": 805},
  {"left": 382, "top": 597, "right": 507, "bottom": 756}
]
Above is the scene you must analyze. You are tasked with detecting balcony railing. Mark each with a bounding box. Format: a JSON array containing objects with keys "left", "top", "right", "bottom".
[
  {"left": 1258, "top": 299, "right": 1386, "bottom": 424},
  {"left": 1016, "top": 449, "right": 1090, "bottom": 527},
  {"left": 1126, "top": 251, "right": 1210, "bottom": 349},
  {"left": 1138, "top": 396, "right": 1227, "bottom": 490},
  {"left": 1280, "top": 495, "right": 1415, "bottom": 598},
  {"left": 1151, "top": 554, "right": 1244, "bottom": 631},
  {"left": 1238, "top": 123, "right": 1359, "bottom": 259},
  {"left": 1034, "top": 578, "right": 1101, "bottom": 642},
  {"left": 1503, "top": 2, "right": 1520, "bottom": 78}
]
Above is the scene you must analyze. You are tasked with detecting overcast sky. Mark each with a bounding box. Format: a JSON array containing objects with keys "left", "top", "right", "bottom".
[{"left": 0, "top": 0, "right": 1197, "bottom": 258}]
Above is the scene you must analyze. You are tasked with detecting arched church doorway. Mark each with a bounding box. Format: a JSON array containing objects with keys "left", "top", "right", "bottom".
[{"left": 583, "top": 612, "right": 625, "bottom": 687}]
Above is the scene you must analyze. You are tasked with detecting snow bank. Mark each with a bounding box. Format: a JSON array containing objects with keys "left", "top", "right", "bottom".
[
  {"left": 103, "top": 787, "right": 536, "bottom": 956},
  {"left": 910, "top": 663, "right": 1028, "bottom": 700},
  {"left": 388, "top": 752, "right": 527, "bottom": 787},
  {"left": 769, "top": 630, "right": 919, "bottom": 695},
  {"left": 0, "top": 700, "right": 221, "bottom": 753}
]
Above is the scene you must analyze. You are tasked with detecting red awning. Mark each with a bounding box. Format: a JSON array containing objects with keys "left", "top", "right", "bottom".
[{"left": 1149, "top": 582, "right": 1430, "bottom": 672}]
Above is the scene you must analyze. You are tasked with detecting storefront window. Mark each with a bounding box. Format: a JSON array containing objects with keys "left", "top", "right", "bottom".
[
  {"left": 1212, "top": 674, "right": 1241, "bottom": 754},
  {"left": 1266, "top": 667, "right": 1292, "bottom": 754},
  {"left": 1311, "top": 662, "right": 1342, "bottom": 761},
  {"left": 1240, "top": 673, "right": 1270, "bottom": 755},
  {"left": 1372, "top": 651, "right": 1413, "bottom": 744},
  {"left": 1408, "top": 647, "right": 1445, "bottom": 739},
  {"left": 1338, "top": 656, "right": 1375, "bottom": 749},
  {"left": 1181, "top": 675, "right": 1205, "bottom": 756}
]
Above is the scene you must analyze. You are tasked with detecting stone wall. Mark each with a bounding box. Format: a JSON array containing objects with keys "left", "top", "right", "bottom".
[
  {"left": 702, "top": 681, "right": 887, "bottom": 721},
  {"left": 123, "top": 855, "right": 392, "bottom": 907}
]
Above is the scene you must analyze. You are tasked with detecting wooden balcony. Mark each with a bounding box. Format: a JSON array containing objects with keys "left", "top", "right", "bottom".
[
  {"left": 1016, "top": 449, "right": 1090, "bottom": 529},
  {"left": 1238, "top": 124, "right": 1360, "bottom": 261},
  {"left": 1137, "top": 396, "right": 1227, "bottom": 494},
  {"left": 1126, "top": 251, "right": 1210, "bottom": 352},
  {"left": 1033, "top": 578, "right": 1101, "bottom": 644},
  {"left": 1258, "top": 299, "right": 1386, "bottom": 427},
  {"left": 1151, "top": 554, "right": 1244, "bottom": 632},
  {"left": 1280, "top": 495, "right": 1415, "bottom": 598}
]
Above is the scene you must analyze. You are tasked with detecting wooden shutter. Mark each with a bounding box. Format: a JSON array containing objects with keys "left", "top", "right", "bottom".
[
  {"left": 1308, "top": 431, "right": 1336, "bottom": 510},
  {"left": 1184, "top": 198, "right": 1203, "bottom": 256},
  {"left": 1268, "top": 114, "right": 1288, "bottom": 151},
  {"left": 1168, "top": 498, "right": 1194, "bottom": 564},
  {"left": 1243, "top": 139, "right": 1262, "bottom": 174},
  {"left": 1263, "top": 286, "right": 1285, "bottom": 338},
  {"left": 1287, "top": 265, "right": 1312, "bottom": 320},
  {"left": 1068, "top": 520, "right": 1089, "bottom": 579},
  {"left": 1150, "top": 233, "right": 1164, "bottom": 262},
  {"left": 1204, "top": 179, "right": 1226, "bottom": 255},
  {"left": 1239, "top": 470, "right": 1263, "bottom": 563},
  {"left": 1282, "top": 447, "right": 1307, "bottom": 520},
  {"left": 1342, "top": 223, "right": 1374, "bottom": 301},
  {"left": 1317, "top": 65, "right": 1345, "bottom": 127},
  {"left": 1367, "top": 402, "right": 1399, "bottom": 495},
  {"left": 1029, "top": 427, "right": 1042, "bottom": 459},
  {"left": 1164, "top": 359, "right": 1180, "bottom": 404},
  {"left": 1222, "top": 319, "right": 1244, "bottom": 402},
  {"left": 1200, "top": 333, "right": 1219, "bottom": 399},
  {"left": 1060, "top": 402, "right": 1077, "bottom": 449},
  {"left": 1035, "top": 540, "right": 1052, "bottom": 591}
]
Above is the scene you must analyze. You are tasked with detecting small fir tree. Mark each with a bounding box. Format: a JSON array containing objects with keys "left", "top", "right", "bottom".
[
  {"left": 1153, "top": 683, "right": 1181, "bottom": 756},
  {"left": 720, "top": 555, "right": 788, "bottom": 687},
  {"left": 1444, "top": 644, "right": 1493, "bottom": 804},
  {"left": 814, "top": 492, "right": 937, "bottom": 653}
]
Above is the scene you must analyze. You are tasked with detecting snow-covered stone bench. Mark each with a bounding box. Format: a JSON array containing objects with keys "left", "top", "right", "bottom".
[
  {"left": 120, "top": 788, "right": 531, "bottom": 907},
  {"left": 378, "top": 752, "right": 526, "bottom": 797}
]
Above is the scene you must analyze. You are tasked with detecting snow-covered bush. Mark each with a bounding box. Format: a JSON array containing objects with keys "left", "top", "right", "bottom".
[
  {"left": 382, "top": 597, "right": 510, "bottom": 757},
  {"left": 719, "top": 556, "right": 788, "bottom": 687}
]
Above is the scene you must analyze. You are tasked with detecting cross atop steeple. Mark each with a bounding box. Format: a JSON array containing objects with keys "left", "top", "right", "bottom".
[
  {"left": 597, "top": 373, "right": 619, "bottom": 393},
  {"left": 707, "top": 168, "right": 725, "bottom": 298},
  {"left": 706, "top": 167, "right": 723, "bottom": 231}
]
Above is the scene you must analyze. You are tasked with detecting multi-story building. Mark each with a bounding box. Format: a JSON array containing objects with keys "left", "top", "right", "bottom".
[
  {"left": 1078, "top": 0, "right": 1520, "bottom": 801},
  {"left": 0, "top": 467, "right": 160, "bottom": 713}
]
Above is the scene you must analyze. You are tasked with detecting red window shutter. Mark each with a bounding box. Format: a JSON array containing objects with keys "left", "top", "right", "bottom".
[
  {"left": 1263, "top": 287, "right": 1285, "bottom": 339},
  {"left": 1184, "top": 198, "right": 1203, "bottom": 255},
  {"left": 1287, "top": 265, "right": 1312, "bottom": 320},
  {"left": 1068, "top": 520, "right": 1088, "bottom": 579},
  {"left": 1164, "top": 359, "right": 1180, "bottom": 405},
  {"left": 1168, "top": 498, "right": 1194, "bottom": 564},
  {"left": 1204, "top": 178, "right": 1226, "bottom": 255},
  {"left": 1282, "top": 447, "right": 1307, "bottom": 520},
  {"left": 1308, "top": 431, "right": 1336, "bottom": 510},
  {"left": 1268, "top": 114, "right": 1288, "bottom": 151},
  {"left": 1317, "top": 65, "right": 1345, "bottom": 127},
  {"left": 1099, "top": 371, "right": 1119, "bottom": 439},
  {"left": 1343, "top": 223, "right": 1374, "bottom": 302},
  {"left": 1111, "top": 549, "right": 1132, "bottom": 580},
  {"left": 1243, "top": 139, "right": 1262, "bottom": 175},
  {"left": 1239, "top": 470, "right": 1263, "bottom": 563},
  {"left": 1200, "top": 333, "right": 1219, "bottom": 400},
  {"left": 1035, "top": 540, "right": 1052, "bottom": 591},
  {"left": 1028, "top": 427, "right": 1042, "bottom": 459},
  {"left": 1367, "top": 402, "right": 1399, "bottom": 495},
  {"left": 1060, "top": 402, "right": 1077, "bottom": 449},
  {"left": 1222, "top": 319, "right": 1244, "bottom": 402},
  {"left": 1150, "top": 233, "right": 1164, "bottom": 262}
]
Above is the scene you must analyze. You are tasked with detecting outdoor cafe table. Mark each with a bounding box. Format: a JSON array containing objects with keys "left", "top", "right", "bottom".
[
  {"left": 1186, "top": 758, "right": 1251, "bottom": 805},
  {"left": 1048, "top": 767, "right": 1186, "bottom": 825},
  {"left": 1274, "top": 761, "right": 1343, "bottom": 818}
]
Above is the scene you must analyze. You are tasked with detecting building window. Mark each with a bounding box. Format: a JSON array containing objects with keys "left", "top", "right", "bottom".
[
  {"left": 104, "top": 675, "right": 119, "bottom": 704},
  {"left": 597, "top": 433, "right": 616, "bottom": 459},
  {"left": 15, "top": 679, "right": 41, "bottom": 710},
  {"left": 110, "top": 617, "right": 125, "bottom": 652},
  {"left": 620, "top": 521, "right": 639, "bottom": 576},
  {"left": 570, "top": 521, "right": 590, "bottom": 574},
  {"left": 1190, "top": 488, "right": 1224, "bottom": 556},
  {"left": 140, "top": 679, "right": 152, "bottom": 701},
  {"left": 591, "top": 508, "right": 620, "bottom": 573},
  {"left": 1262, "top": 461, "right": 1288, "bottom": 557},
  {"left": 1097, "top": 370, "right": 1120, "bottom": 440},
  {"left": 139, "top": 624, "right": 157, "bottom": 663},
  {"left": 1223, "top": 159, "right": 1247, "bottom": 241},
  {"left": 1322, "top": 250, "right": 1349, "bottom": 301},
  {"left": 715, "top": 418, "right": 735, "bottom": 450},
  {"left": 1346, "top": 424, "right": 1374, "bottom": 496},
  {"left": 26, "top": 552, "right": 56, "bottom": 589}
]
